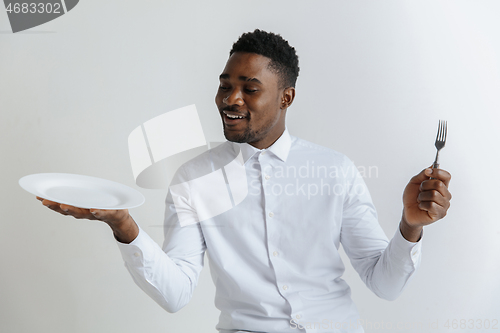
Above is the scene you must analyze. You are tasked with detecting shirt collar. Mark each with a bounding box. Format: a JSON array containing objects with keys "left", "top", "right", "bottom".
[{"left": 232, "top": 127, "right": 292, "bottom": 165}]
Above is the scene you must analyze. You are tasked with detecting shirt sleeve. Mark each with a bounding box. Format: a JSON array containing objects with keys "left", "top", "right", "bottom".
[
  {"left": 340, "top": 157, "right": 422, "bottom": 301},
  {"left": 115, "top": 165, "right": 207, "bottom": 313}
]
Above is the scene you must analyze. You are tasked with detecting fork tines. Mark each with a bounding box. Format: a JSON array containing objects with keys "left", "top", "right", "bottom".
[
  {"left": 432, "top": 120, "right": 447, "bottom": 170},
  {"left": 435, "top": 120, "right": 447, "bottom": 149}
]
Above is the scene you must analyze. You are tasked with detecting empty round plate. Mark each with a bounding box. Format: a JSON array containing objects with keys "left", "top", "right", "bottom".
[{"left": 19, "top": 173, "right": 145, "bottom": 209}]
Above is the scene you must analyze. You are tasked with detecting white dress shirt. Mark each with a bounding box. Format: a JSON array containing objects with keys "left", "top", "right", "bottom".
[{"left": 116, "top": 128, "right": 422, "bottom": 333}]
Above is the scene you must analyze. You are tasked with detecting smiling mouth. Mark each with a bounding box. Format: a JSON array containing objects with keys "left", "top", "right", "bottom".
[
  {"left": 222, "top": 110, "right": 247, "bottom": 125},
  {"left": 223, "top": 110, "right": 246, "bottom": 118}
]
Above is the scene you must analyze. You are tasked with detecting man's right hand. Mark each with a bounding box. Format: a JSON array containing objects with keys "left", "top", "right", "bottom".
[{"left": 36, "top": 196, "right": 139, "bottom": 243}]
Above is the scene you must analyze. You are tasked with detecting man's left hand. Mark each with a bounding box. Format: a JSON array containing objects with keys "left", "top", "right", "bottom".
[{"left": 400, "top": 167, "right": 452, "bottom": 241}]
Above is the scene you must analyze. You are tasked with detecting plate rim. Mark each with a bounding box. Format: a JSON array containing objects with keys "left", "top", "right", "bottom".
[{"left": 19, "top": 172, "right": 145, "bottom": 210}]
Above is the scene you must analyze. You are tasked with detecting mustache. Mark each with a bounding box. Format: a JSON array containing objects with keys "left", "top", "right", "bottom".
[{"left": 222, "top": 105, "right": 242, "bottom": 112}]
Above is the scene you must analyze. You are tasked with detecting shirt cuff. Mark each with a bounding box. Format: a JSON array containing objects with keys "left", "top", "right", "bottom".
[
  {"left": 115, "top": 225, "right": 162, "bottom": 267},
  {"left": 390, "top": 227, "right": 423, "bottom": 265}
]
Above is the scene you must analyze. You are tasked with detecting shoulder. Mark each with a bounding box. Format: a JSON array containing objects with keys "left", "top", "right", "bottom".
[
  {"left": 171, "top": 142, "right": 235, "bottom": 184},
  {"left": 185, "top": 141, "right": 232, "bottom": 167}
]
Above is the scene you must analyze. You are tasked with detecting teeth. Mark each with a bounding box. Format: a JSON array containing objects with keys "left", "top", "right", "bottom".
[{"left": 226, "top": 113, "right": 245, "bottom": 119}]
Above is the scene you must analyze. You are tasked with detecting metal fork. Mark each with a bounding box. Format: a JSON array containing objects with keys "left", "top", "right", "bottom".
[{"left": 432, "top": 120, "right": 447, "bottom": 170}]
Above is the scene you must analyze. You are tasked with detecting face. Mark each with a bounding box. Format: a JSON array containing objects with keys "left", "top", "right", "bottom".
[{"left": 215, "top": 52, "right": 293, "bottom": 149}]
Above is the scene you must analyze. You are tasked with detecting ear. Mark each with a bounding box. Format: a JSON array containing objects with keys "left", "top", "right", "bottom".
[{"left": 280, "top": 87, "right": 296, "bottom": 110}]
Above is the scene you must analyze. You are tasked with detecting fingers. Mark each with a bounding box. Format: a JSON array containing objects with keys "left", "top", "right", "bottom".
[
  {"left": 427, "top": 168, "right": 452, "bottom": 187},
  {"left": 410, "top": 167, "right": 452, "bottom": 200},
  {"left": 89, "top": 208, "right": 130, "bottom": 225},
  {"left": 36, "top": 196, "right": 97, "bottom": 220},
  {"left": 420, "top": 178, "right": 452, "bottom": 200},
  {"left": 60, "top": 204, "right": 98, "bottom": 220},
  {"left": 416, "top": 168, "right": 452, "bottom": 221},
  {"left": 35, "top": 196, "right": 129, "bottom": 225},
  {"left": 417, "top": 189, "right": 451, "bottom": 209},
  {"left": 409, "top": 167, "right": 452, "bottom": 188},
  {"left": 89, "top": 209, "right": 110, "bottom": 220},
  {"left": 417, "top": 200, "right": 449, "bottom": 220},
  {"left": 408, "top": 167, "right": 432, "bottom": 185},
  {"left": 403, "top": 167, "right": 452, "bottom": 225}
]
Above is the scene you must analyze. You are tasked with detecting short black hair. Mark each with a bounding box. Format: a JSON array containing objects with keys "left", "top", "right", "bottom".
[{"left": 229, "top": 29, "right": 300, "bottom": 88}]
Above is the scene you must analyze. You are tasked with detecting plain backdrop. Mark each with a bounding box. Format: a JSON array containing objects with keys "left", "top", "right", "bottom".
[{"left": 1, "top": 1, "right": 499, "bottom": 332}]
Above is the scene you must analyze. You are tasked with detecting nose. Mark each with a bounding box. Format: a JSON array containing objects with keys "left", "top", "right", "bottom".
[{"left": 223, "top": 89, "right": 244, "bottom": 106}]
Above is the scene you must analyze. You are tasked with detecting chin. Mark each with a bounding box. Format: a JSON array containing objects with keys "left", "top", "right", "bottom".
[
  {"left": 223, "top": 128, "right": 254, "bottom": 144},
  {"left": 224, "top": 133, "right": 246, "bottom": 143}
]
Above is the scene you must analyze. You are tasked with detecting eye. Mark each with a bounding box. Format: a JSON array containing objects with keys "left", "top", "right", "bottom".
[
  {"left": 245, "top": 88, "right": 258, "bottom": 93},
  {"left": 219, "top": 85, "right": 230, "bottom": 91}
]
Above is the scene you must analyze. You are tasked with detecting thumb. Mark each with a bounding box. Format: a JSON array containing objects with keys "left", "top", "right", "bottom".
[{"left": 409, "top": 166, "right": 433, "bottom": 185}]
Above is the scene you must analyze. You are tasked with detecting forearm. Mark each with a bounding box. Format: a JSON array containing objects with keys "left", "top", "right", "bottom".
[
  {"left": 363, "top": 228, "right": 421, "bottom": 301},
  {"left": 117, "top": 226, "right": 199, "bottom": 313}
]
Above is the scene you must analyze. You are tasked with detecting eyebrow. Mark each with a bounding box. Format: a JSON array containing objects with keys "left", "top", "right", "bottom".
[{"left": 219, "top": 74, "right": 262, "bottom": 85}]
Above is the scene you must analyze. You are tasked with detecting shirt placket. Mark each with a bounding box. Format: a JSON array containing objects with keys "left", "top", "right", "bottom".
[{"left": 258, "top": 150, "right": 305, "bottom": 330}]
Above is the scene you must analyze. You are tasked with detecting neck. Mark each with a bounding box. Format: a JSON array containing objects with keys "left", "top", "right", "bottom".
[{"left": 248, "top": 126, "right": 286, "bottom": 150}]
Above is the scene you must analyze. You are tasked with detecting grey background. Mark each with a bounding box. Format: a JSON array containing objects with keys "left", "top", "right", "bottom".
[{"left": 1, "top": 1, "right": 499, "bottom": 332}]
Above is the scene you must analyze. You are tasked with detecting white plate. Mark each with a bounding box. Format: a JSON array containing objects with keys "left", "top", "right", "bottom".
[{"left": 19, "top": 173, "right": 145, "bottom": 209}]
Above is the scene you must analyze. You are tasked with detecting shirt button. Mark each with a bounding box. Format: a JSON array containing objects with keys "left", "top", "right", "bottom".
[
  {"left": 133, "top": 252, "right": 140, "bottom": 257},
  {"left": 273, "top": 251, "right": 279, "bottom": 257},
  {"left": 261, "top": 151, "right": 266, "bottom": 155},
  {"left": 283, "top": 285, "right": 288, "bottom": 290},
  {"left": 269, "top": 212, "right": 274, "bottom": 218},
  {"left": 296, "top": 314, "right": 302, "bottom": 319},
  {"left": 265, "top": 175, "right": 271, "bottom": 180}
]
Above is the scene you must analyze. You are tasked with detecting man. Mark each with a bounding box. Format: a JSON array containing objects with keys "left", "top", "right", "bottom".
[{"left": 38, "top": 29, "right": 452, "bottom": 333}]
